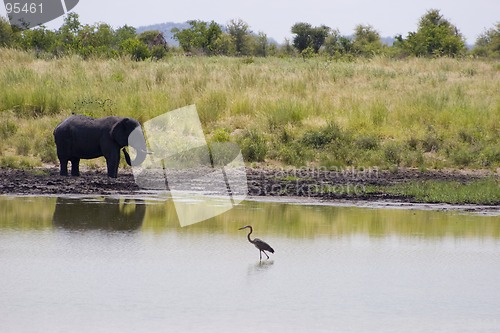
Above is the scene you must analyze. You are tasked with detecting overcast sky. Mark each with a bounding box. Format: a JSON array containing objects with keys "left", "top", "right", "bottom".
[{"left": 1, "top": 0, "right": 499, "bottom": 44}]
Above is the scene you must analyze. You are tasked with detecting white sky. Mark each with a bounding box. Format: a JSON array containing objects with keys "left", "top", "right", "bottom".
[{"left": 1, "top": 0, "right": 499, "bottom": 44}]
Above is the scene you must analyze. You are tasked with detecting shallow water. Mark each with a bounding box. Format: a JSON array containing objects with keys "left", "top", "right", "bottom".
[{"left": 1, "top": 196, "right": 500, "bottom": 332}]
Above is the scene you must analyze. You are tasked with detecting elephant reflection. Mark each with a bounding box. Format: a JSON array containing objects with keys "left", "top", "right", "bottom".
[{"left": 53, "top": 197, "right": 146, "bottom": 231}]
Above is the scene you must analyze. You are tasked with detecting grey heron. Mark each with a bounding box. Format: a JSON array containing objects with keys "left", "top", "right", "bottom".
[{"left": 238, "top": 225, "right": 274, "bottom": 260}]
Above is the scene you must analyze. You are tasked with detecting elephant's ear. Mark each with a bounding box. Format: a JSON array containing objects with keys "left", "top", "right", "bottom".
[{"left": 110, "top": 118, "right": 130, "bottom": 147}]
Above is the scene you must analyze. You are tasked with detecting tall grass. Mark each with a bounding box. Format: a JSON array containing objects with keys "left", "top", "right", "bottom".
[{"left": 0, "top": 48, "right": 499, "bottom": 170}]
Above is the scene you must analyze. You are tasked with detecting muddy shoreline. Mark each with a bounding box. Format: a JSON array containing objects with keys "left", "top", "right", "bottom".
[{"left": 1, "top": 166, "right": 497, "bottom": 207}]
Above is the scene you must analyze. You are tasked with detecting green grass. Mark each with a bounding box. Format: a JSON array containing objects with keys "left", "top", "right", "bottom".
[
  {"left": 0, "top": 49, "right": 499, "bottom": 171},
  {"left": 367, "top": 178, "right": 500, "bottom": 205}
]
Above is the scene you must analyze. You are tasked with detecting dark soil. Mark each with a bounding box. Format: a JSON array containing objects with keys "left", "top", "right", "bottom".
[
  {"left": 246, "top": 167, "right": 490, "bottom": 201},
  {"left": 0, "top": 166, "right": 493, "bottom": 203},
  {"left": 0, "top": 168, "right": 140, "bottom": 196}
]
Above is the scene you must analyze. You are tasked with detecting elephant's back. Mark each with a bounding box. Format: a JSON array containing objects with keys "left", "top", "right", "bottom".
[
  {"left": 55, "top": 115, "right": 107, "bottom": 134},
  {"left": 54, "top": 115, "right": 109, "bottom": 150}
]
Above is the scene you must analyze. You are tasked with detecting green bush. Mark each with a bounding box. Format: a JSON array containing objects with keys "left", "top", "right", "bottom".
[
  {"left": 151, "top": 45, "right": 168, "bottom": 60},
  {"left": 450, "top": 146, "right": 474, "bottom": 167},
  {"left": 480, "top": 145, "right": 500, "bottom": 167},
  {"left": 120, "top": 38, "right": 150, "bottom": 60},
  {"left": 35, "top": 135, "right": 57, "bottom": 163},
  {"left": 0, "top": 119, "right": 18, "bottom": 139},
  {"left": 356, "top": 135, "right": 379, "bottom": 150},
  {"left": 383, "top": 141, "right": 403, "bottom": 165},
  {"left": 301, "top": 122, "right": 344, "bottom": 148},
  {"left": 210, "top": 128, "right": 231, "bottom": 143},
  {"left": 276, "top": 143, "right": 311, "bottom": 167},
  {"left": 238, "top": 130, "right": 267, "bottom": 162},
  {"left": 15, "top": 136, "right": 32, "bottom": 155}
]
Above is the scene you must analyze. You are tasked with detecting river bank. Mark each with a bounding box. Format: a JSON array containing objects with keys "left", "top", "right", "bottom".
[{"left": 1, "top": 167, "right": 498, "bottom": 207}]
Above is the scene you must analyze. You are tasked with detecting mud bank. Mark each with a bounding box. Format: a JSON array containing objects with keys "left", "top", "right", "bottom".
[{"left": 1, "top": 167, "right": 498, "bottom": 214}]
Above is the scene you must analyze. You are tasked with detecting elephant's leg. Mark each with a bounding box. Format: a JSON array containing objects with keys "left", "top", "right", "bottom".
[
  {"left": 70, "top": 158, "right": 80, "bottom": 176},
  {"left": 105, "top": 150, "right": 120, "bottom": 178},
  {"left": 59, "top": 159, "right": 69, "bottom": 176}
]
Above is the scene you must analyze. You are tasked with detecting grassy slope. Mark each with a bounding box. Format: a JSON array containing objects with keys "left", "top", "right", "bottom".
[{"left": 0, "top": 49, "right": 499, "bottom": 171}]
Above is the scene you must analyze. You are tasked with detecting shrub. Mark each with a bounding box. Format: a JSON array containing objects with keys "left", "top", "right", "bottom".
[
  {"left": 450, "top": 146, "right": 474, "bottom": 167},
  {"left": 383, "top": 141, "right": 403, "bottom": 165},
  {"left": 480, "top": 145, "right": 500, "bottom": 167},
  {"left": 0, "top": 119, "right": 18, "bottom": 139},
  {"left": 150, "top": 45, "right": 168, "bottom": 60},
  {"left": 301, "top": 122, "right": 344, "bottom": 148},
  {"left": 210, "top": 128, "right": 231, "bottom": 143},
  {"left": 421, "top": 133, "right": 441, "bottom": 152},
  {"left": 356, "top": 135, "right": 379, "bottom": 150},
  {"left": 238, "top": 130, "right": 267, "bottom": 162},
  {"left": 120, "top": 38, "right": 150, "bottom": 60},
  {"left": 15, "top": 136, "right": 32, "bottom": 155},
  {"left": 35, "top": 135, "right": 57, "bottom": 163},
  {"left": 277, "top": 143, "right": 311, "bottom": 167}
]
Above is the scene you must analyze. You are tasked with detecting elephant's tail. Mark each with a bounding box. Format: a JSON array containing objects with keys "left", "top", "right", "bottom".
[{"left": 122, "top": 148, "right": 132, "bottom": 166}]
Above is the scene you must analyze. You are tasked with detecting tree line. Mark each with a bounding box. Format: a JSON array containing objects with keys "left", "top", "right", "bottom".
[{"left": 0, "top": 9, "right": 499, "bottom": 59}]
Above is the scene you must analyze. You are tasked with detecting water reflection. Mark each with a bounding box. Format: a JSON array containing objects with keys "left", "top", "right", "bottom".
[
  {"left": 52, "top": 197, "right": 146, "bottom": 232},
  {"left": 0, "top": 196, "right": 499, "bottom": 239},
  {"left": 248, "top": 260, "right": 275, "bottom": 276}
]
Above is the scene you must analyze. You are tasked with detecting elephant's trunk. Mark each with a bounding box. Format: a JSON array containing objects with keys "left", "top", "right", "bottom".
[
  {"left": 126, "top": 127, "right": 148, "bottom": 166},
  {"left": 123, "top": 147, "right": 147, "bottom": 166},
  {"left": 123, "top": 148, "right": 132, "bottom": 166}
]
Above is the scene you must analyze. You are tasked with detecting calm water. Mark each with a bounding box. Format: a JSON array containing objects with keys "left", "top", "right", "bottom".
[{"left": 1, "top": 196, "right": 500, "bottom": 333}]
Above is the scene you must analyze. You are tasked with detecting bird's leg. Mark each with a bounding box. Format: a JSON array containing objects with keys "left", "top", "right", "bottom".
[
  {"left": 264, "top": 251, "right": 270, "bottom": 260},
  {"left": 259, "top": 250, "right": 262, "bottom": 261}
]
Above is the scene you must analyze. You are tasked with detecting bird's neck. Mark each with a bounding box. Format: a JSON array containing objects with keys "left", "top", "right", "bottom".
[{"left": 247, "top": 229, "right": 254, "bottom": 243}]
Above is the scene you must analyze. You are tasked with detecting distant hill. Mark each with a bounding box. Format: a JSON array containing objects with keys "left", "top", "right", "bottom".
[
  {"left": 381, "top": 36, "right": 395, "bottom": 46},
  {"left": 136, "top": 22, "right": 191, "bottom": 47}
]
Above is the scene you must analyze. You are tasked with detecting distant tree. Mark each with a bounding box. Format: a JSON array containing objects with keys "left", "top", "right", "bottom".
[
  {"left": 56, "top": 12, "right": 83, "bottom": 53},
  {"left": 0, "top": 16, "right": 14, "bottom": 47},
  {"left": 211, "top": 33, "right": 232, "bottom": 55},
  {"left": 322, "top": 29, "right": 353, "bottom": 57},
  {"left": 93, "top": 23, "right": 114, "bottom": 47},
  {"left": 254, "top": 31, "right": 268, "bottom": 57},
  {"left": 280, "top": 38, "right": 296, "bottom": 57},
  {"left": 291, "top": 22, "right": 330, "bottom": 53},
  {"left": 291, "top": 22, "right": 312, "bottom": 52},
  {"left": 120, "top": 38, "right": 150, "bottom": 60},
  {"left": 205, "top": 21, "right": 223, "bottom": 54},
  {"left": 138, "top": 30, "right": 162, "bottom": 47},
  {"left": 138, "top": 30, "right": 168, "bottom": 59},
  {"left": 76, "top": 23, "right": 116, "bottom": 58},
  {"left": 310, "top": 25, "right": 330, "bottom": 53},
  {"left": 352, "top": 24, "right": 384, "bottom": 56},
  {"left": 172, "top": 20, "right": 222, "bottom": 55},
  {"left": 115, "top": 25, "right": 137, "bottom": 45},
  {"left": 472, "top": 22, "right": 500, "bottom": 58},
  {"left": 227, "top": 18, "right": 251, "bottom": 56},
  {"left": 18, "top": 25, "right": 57, "bottom": 54},
  {"left": 401, "top": 9, "right": 465, "bottom": 57}
]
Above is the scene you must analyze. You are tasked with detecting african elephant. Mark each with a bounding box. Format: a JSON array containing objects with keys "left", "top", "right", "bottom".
[
  {"left": 53, "top": 115, "right": 147, "bottom": 178},
  {"left": 52, "top": 197, "right": 146, "bottom": 231}
]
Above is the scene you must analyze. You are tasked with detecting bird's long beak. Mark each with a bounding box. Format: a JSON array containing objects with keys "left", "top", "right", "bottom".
[{"left": 238, "top": 226, "right": 246, "bottom": 230}]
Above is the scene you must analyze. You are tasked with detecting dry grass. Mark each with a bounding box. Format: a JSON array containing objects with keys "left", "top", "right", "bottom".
[{"left": 0, "top": 49, "right": 499, "bottom": 170}]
